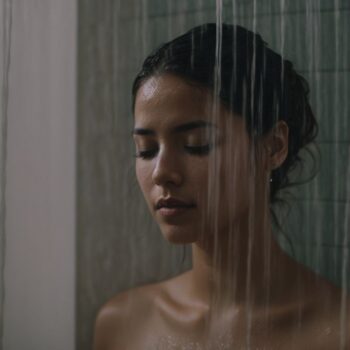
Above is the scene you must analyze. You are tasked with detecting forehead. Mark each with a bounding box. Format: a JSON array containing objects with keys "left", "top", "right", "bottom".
[{"left": 134, "top": 74, "right": 215, "bottom": 129}]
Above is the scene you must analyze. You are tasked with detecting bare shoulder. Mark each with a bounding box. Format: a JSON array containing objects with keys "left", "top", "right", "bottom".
[
  {"left": 307, "top": 298, "right": 350, "bottom": 350},
  {"left": 302, "top": 272, "right": 350, "bottom": 348},
  {"left": 92, "top": 277, "right": 175, "bottom": 350},
  {"left": 323, "top": 286, "right": 350, "bottom": 348}
]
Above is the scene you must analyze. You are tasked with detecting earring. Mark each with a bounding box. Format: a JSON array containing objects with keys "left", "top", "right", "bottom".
[{"left": 270, "top": 177, "right": 273, "bottom": 183}]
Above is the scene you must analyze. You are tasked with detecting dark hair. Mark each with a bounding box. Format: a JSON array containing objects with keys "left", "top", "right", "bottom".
[{"left": 132, "top": 23, "right": 318, "bottom": 205}]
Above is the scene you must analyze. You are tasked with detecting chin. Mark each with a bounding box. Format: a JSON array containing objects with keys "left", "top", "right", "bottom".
[{"left": 161, "top": 227, "right": 197, "bottom": 245}]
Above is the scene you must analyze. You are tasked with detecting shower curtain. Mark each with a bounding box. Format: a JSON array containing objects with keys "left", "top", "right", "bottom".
[
  {"left": 1, "top": 1, "right": 76, "bottom": 349},
  {"left": 0, "top": 0, "right": 12, "bottom": 346}
]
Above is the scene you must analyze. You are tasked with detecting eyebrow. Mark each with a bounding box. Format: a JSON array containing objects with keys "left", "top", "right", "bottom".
[{"left": 132, "top": 120, "right": 217, "bottom": 136}]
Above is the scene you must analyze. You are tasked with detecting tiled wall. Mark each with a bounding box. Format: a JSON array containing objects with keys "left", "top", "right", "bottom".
[{"left": 78, "top": 1, "right": 349, "bottom": 348}]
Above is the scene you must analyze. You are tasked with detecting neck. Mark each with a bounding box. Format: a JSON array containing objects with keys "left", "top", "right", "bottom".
[{"left": 188, "top": 208, "right": 293, "bottom": 309}]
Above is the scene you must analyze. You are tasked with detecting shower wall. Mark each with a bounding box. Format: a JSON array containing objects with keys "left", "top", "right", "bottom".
[{"left": 78, "top": 1, "right": 349, "bottom": 349}]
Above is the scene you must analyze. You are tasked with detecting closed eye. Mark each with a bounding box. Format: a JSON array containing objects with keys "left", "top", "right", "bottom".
[
  {"left": 134, "top": 144, "right": 212, "bottom": 160},
  {"left": 134, "top": 149, "right": 158, "bottom": 159}
]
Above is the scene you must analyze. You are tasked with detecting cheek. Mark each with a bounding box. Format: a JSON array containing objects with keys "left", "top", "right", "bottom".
[
  {"left": 135, "top": 162, "right": 153, "bottom": 199},
  {"left": 188, "top": 159, "right": 210, "bottom": 201},
  {"left": 217, "top": 144, "right": 252, "bottom": 217}
]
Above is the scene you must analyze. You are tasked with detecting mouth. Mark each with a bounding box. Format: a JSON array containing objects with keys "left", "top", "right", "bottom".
[
  {"left": 157, "top": 206, "right": 195, "bottom": 217},
  {"left": 155, "top": 197, "right": 196, "bottom": 217}
]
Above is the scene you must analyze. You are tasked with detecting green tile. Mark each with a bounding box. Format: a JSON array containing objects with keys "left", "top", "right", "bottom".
[
  {"left": 148, "top": 0, "right": 170, "bottom": 16},
  {"left": 316, "top": 143, "right": 350, "bottom": 201},
  {"left": 287, "top": 142, "right": 349, "bottom": 201},
  {"left": 304, "top": 71, "right": 350, "bottom": 142},
  {"left": 118, "top": 0, "right": 350, "bottom": 20},
  {"left": 152, "top": 11, "right": 218, "bottom": 43},
  {"left": 275, "top": 199, "right": 350, "bottom": 247},
  {"left": 117, "top": 19, "right": 152, "bottom": 70},
  {"left": 290, "top": 244, "right": 350, "bottom": 288},
  {"left": 231, "top": 10, "right": 350, "bottom": 71},
  {"left": 118, "top": 0, "right": 217, "bottom": 19},
  {"left": 117, "top": 10, "right": 350, "bottom": 71},
  {"left": 223, "top": 0, "right": 350, "bottom": 16},
  {"left": 117, "top": 12, "right": 221, "bottom": 70},
  {"left": 117, "top": 0, "right": 138, "bottom": 19}
]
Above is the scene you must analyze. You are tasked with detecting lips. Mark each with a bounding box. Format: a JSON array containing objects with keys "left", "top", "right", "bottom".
[
  {"left": 155, "top": 197, "right": 195, "bottom": 217},
  {"left": 155, "top": 197, "right": 195, "bottom": 210}
]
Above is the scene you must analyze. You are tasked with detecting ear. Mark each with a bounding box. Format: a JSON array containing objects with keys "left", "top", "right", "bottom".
[{"left": 264, "top": 121, "right": 289, "bottom": 171}]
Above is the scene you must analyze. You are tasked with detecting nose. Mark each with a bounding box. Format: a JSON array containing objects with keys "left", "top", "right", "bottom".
[{"left": 152, "top": 148, "right": 183, "bottom": 187}]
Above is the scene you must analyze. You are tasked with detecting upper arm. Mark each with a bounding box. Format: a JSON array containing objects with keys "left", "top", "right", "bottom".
[
  {"left": 92, "top": 290, "right": 136, "bottom": 350},
  {"left": 92, "top": 286, "right": 156, "bottom": 350},
  {"left": 93, "top": 304, "right": 117, "bottom": 350}
]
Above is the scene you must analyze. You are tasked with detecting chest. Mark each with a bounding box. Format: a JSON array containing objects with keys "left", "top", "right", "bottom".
[{"left": 108, "top": 301, "right": 345, "bottom": 350}]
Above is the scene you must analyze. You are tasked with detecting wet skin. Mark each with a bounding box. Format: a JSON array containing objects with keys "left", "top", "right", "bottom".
[{"left": 93, "top": 74, "right": 349, "bottom": 349}]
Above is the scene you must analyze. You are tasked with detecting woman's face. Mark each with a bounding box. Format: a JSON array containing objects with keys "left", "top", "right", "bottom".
[{"left": 133, "top": 74, "right": 267, "bottom": 246}]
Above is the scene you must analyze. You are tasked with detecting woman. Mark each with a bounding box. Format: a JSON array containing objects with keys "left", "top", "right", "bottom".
[{"left": 93, "top": 24, "right": 349, "bottom": 349}]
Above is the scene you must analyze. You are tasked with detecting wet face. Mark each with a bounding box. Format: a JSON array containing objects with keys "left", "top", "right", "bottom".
[{"left": 133, "top": 74, "right": 268, "bottom": 246}]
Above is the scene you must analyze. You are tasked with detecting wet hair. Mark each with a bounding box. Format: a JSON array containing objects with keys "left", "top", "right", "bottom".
[{"left": 132, "top": 23, "right": 318, "bottom": 206}]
